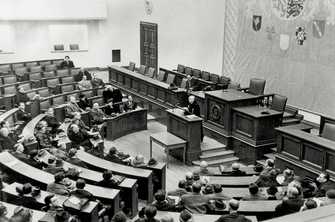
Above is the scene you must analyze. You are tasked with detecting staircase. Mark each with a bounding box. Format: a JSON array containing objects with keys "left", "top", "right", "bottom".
[{"left": 192, "top": 136, "right": 239, "bottom": 167}]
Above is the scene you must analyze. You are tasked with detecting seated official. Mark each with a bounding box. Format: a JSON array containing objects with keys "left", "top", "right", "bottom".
[
  {"left": 193, "top": 161, "right": 215, "bottom": 176},
  {"left": 44, "top": 108, "right": 61, "bottom": 135},
  {"left": 208, "top": 184, "right": 231, "bottom": 200},
  {"left": 124, "top": 95, "right": 137, "bottom": 112},
  {"left": 97, "top": 170, "right": 118, "bottom": 188},
  {"left": 75, "top": 68, "right": 92, "bottom": 82},
  {"left": 65, "top": 96, "right": 84, "bottom": 118},
  {"left": 77, "top": 94, "right": 91, "bottom": 111},
  {"left": 178, "top": 183, "right": 211, "bottom": 214},
  {"left": 67, "top": 124, "right": 95, "bottom": 149},
  {"left": 315, "top": 172, "right": 335, "bottom": 197},
  {"left": 104, "top": 101, "right": 118, "bottom": 116},
  {"left": 90, "top": 103, "right": 107, "bottom": 125},
  {"left": 91, "top": 73, "right": 105, "bottom": 88},
  {"left": 17, "top": 102, "right": 32, "bottom": 122},
  {"left": 102, "top": 85, "right": 114, "bottom": 104},
  {"left": 186, "top": 95, "right": 203, "bottom": 141},
  {"left": 167, "top": 180, "right": 189, "bottom": 197},
  {"left": 66, "top": 148, "right": 88, "bottom": 168},
  {"left": 35, "top": 121, "right": 55, "bottom": 149},
  {"left": 16, "top": 86, "right": 30, "bottom": 104},
  {"left": 104, "top": 147, "right": 130, "bottom": 165},
  {"left": 220, "top": 163, "right": 247, "bottom": 176},
  {"left": 255, "top": 159, "right": 280, "bottom": 187},
  {"left": 78, "top": 75, "right": 93, "bottom": 91},
  {"left": 70, "top": 179, "right": 95, "bottom": 201},
  {"left": 242, "top": 183, "right": 267, "bottom": 200},
  {"left": 215, "top": 199, "right": 251, "bottom": 222},
  {"left": 43, "top": 194, "right": 64, "bottom": 213},
  {"left": 275, "top": 187, "right": 304, "bottom": 217},
  {"left": 47, "top": 172, "right": 72, "bottom": 196},
  {"left": 152, "top": 190, "right": 176, "bottom": 211},
  {"left": 60, "top": 56, "right": 74, "bottom": 69},
  {"left": 267, "top": 186, "right": 279, "bottom": 200}
]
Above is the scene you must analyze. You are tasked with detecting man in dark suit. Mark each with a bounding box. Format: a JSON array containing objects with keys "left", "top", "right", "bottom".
[
  {"left": 124, "top": 95, "right": 137, "bottom": 112},
  {"left": 60, "top": 56, "right": 74, "bottom": 69},
  {"left": 44, "top": 108, "right": 61, "bottom": 135},
  {"left": 75, "top": 68, "right": 92, "bottom": 82},
  {"left": 77, "top": 94, "right": 91, "bottom": 111},
  {"left": 67, "top": 124, "right": 94, "bottom": 149},
  {"left": 70, "top": 179, "right": 95, "bottom": 201},
  {"left": 17, "top": 102, "right": 32, "bottom": 122},
  {"left": 275, "top": 187, "right": 304, "bottom": 216},
  {"left": 186, "top": 95, "right": 203, "bottom": 141},
  {"left": 66, "top": 148, "right": 87, "bottom": 168},
  {"left": 104, "top": 147, "right": 127, "bottom": 164},
  {"left": 220, "top": 163, "right": 247, "bottom": 176},
  {"left": 215, "top": 199, "right": 251, "bottom": 222},
  {"left": 102, "top": 85, "right": 114, "bottom": 104},
  {"left": 315, "top": 172, "right": 335, "bottom": 197},
  {"left": 242, "top": 183, "right": 267, "bottom": 200},
  {"left": 16, "top": 86, "right": 29, "bottom": 104},
  {"left": 179, "top": 183, "right": 210, "bottom": 214},
  {"left": 97, "top": 170, "right": 118, "bottom": 188},
  {"left": 112, "top": 88, "right": 123, "bottom": 113}
]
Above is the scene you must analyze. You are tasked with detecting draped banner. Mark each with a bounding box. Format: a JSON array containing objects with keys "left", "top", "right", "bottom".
[{"left": 223, "top": 0, "right": 335, "bottom": 116}]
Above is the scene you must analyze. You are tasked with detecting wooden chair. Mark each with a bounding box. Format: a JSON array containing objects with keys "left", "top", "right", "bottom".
[
  {"left": 61, "top": 84, "right": 74, "bottom": 93},
  {"left": 192, "top": 69, "right": 202, "bottom": 78},
  {"left": 38, "top": 88, "right": 50, "bottom": 97},
  {"left": 180, "top": 78, "right": 188, "bottom": 89},
  {"left": 70, "top": 68, "right": 80, "bottom": 75},
  {"left": 165, "top": 74, "right": 175, "bottom": 85},
  {"left": 52, "top": 96, "right": 65, "bottom": 106},
  {"left": 61, "top": 76, "right": 73, "bottom": 84},
  {"left": 29, "top": 72, "right": 42, "bottom": 88},
  {"left": 139, "top": 65, "right": 146, "bottom": 75},
  {"left": 25, "top": 61, "right": 38, "bottom": 67},
  {"left": 246, "top": 78, "right": 266, "bottom": 95},
  {"left": 157, "top": 70, "right": 166, "bottom": 82},
  {"left": 3, "top": 76, "right": 16, "bottom": 84},
  {"left": 146, "top": 67, "right": 155, "bottom": 78},
  {"left": 129, "top": 62, "right": 136, "bottom": 71},
  {"left": 45, "top": 64, "right": 57, "bottom": 72},
  {"left": 29, "top": 66, "right": 42, "bottom": 73},
  {"left": 210, "top": 73, "right": 220, "bottom": 84},
  {"left": 271, "top": 94, "right": 288, "bottom": 112},
  {"left": 201, "top": 71, "right": 210, "bottom": 81},
  {"left": 56, "top": 69, "right": 69, "bottom": 77},
  {"left": 321, "top": 123, "right": 335, "bottom": 142},
  {"left": 177, "top": 64, "right": 185, "bottom": 73},
  {"left": 185, "top": 67, "right": 192, "bottom": 76},
  {"left": 39, "top": 61, "right": 52, "bottom": 66},
  {"left": 12, "top": 63, "right": 24, "bottom": 69},
  {"left": 43, "top": 71, "right": 55, "bottom": 78}
]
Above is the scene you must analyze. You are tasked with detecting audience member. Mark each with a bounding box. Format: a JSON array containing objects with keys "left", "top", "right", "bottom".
[
  {"left": 44, "top": 108, "right": 61, "bottom": 135},
  {"left": 315, "top": 172, "right": 335, "bottom": 197},
  {"left": 179, "top": 209, "right": 193, "bottom": 222},
  {"left": 130, "top": 154, "right": 146, "bottom": 167},
  {"left": 104, "top": 147, "right": 128, "bottom": 164},
  {"left": 321, "top": 189, "right": 335, "bottom": 206},
  {"left": 0, "top": 203, "right": 9, "bottom": 222},
  {"left": 208, "top": 184, "right": 231, "bottom": 200},
  {"left": 43, "top": 157, "right": 64, "bottom": 174},
  {"left": 255, "top": 159, "right": 279, "bottom": 187},
  {"left": 300, "top": 199, "right": 318, "bottom": 211},
  {"left": 76, "top": 68, "right": 92, "bottom": 82},
  {"left": 77, "top": 94, "right": 91, "bottom": 111},
  {"left": 97, "top": 170, "right": 118, "bottom": 188},
  {"left": 179, "top": 183, "right": 210, "bottom": 214},
  {"left": 167, "top": 179, "right": 188, "bottom": 197},
  {"left": 144, "top": 205, "right": 159, "bottom": 222},
  {"left": 267, "top": 186, "right": 278, "bottom": 200},
  {"left": 281, "top": 169, "right": 295, "bottom": 186},
  {"left": 124, "top": 95, "right": 137, "bottom": 111},
  {"left": 65, "top": 96, "right": 83, "bottom": 118},
  {"left": 215, "top": 199, "right": 251, "bottom": 222},
  {"left": 70, "top": 179, "right": 95, "bottom": 201},
  {"left": 60, "top": 56, "right": 74, "bottom": 69},
  {"left": 78, "top": 75, "right": 93, "bottom": 91},
  {"left": 102, "top": 85, "right": 114, "bottom": 104},
  {"left": 242, "top": 183, "right": 267, "bottom": 200},
  {"left": 0, "top": 127, "right": 16, "bottom": 151},
  {"left": 152, "top": 190, "right": 175, "bottom": 211},
  {"left": 193, "top": 161, "right": 215, "bottom": 176},
  {"left": 275, "top": 187, "right": 304, "bottom": 216},
  {"left": 43, "top": 194, "right": 64, "bottom": 212},
  {"left": 67, "top": 148, "right": 87, "bottom": 168},
  {"left": 220, "top": 163, "right": 246, "bottom": 176},
  {"left": 47, "top": 172, "right": 70, "bottom": 195},
  {"left": 16, "top": 102, "right": 31, "bottom": 122},
  {"left": 67, "top": 124, "right": 94, "bottom": 149},
  {"left": 89, "top": 103, "right": 106, "bottom": 125},
  {"left": 134, "top": 207, "right": 145, "bottom": 222},
  {"left": 9, "top": 206, "right": 33, "bottom": 222}
]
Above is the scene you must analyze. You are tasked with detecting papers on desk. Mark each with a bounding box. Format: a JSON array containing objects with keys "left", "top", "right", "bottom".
[{"left": 185, "top": 114, "right": 198, "bottom": 119}]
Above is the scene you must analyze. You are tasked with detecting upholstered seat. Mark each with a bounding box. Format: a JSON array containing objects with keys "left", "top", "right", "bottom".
[
  {"left": 185, "top": 67, "right": 192, "bottom": 76},
  {"left": 321, "top": 123, "right": 335, "bottom": 142},
  {"left": 248, "top": 78, "right": 266, "bottom": 95},
  {"left": 129, "top": 62, "right": 136, "bottom": 71},
  {"left": 180, "top": 78, "right": 188, "bottom": 89},
  {"left": 177, "top": 64, "right": 185, "bottom": 73},
  {"left": 157, "top": 70, "right": 166, "bottom": 82},
  {"left": 201, "top": 71, "right": 210, "bottom": 81},
  {"left": 165, "top": 74, "right": 175, "bottom": 85},
  {"left": 271, "top": 94, "right": 288, "bottom": 112},
  {"left": 210, "top": 73, "right": 220, "bottom": 83},
  {"left": 146, "top": 67, "right": 155, "bottom": 78},
  {"left": 192, "top": 69, "right": 201, "bottom": 78},
  {"left": 138, "top": 65, "right": 146, "bottom": 75}
]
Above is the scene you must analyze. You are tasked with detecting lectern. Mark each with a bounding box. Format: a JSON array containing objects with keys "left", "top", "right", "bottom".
[{"left": 166, "top": 108, "right": 202, "bottom": 164}]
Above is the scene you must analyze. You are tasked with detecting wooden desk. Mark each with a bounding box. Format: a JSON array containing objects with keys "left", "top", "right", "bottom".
[
  {"left": 105, "top": 108, "right": 147, "bottom": 140},
  {"left": 207, "top": 175, "right": 259, "bottom": 187},
  {"left": 3, "top": 182, "right": 99, "bottom": 222},
  {"left": 150, "top": 132, "right": 187, "bottom": 168},
  {"left": 76, "top": 150, "right": 154, "bottom": 202},
  {"left": 109, "top": 65, "right": 186, "bottom": 107},
  {"left": 20, "top": 113, "right": 46, "bottom": 150},
  {"left": 0, "top": 201, "right": 45, "bottom": 222},
  {"left": 0, "top": 151, "right": 120, "bottom": 214},
  {"left": 62, "top": 161, "right": 138, "bottom": 216},
  {"left": 275, "top": 124, "right": 335, "bottom": 180},
  {"left": 166, "top": 108, "right": 203, "bottom": 164},
  {"left": 0, "top": 108, "right": 19, "bottom": 124}
]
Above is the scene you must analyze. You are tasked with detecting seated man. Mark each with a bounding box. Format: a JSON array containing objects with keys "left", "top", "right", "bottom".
[
  {"left": 112, "top": 88, "right": 123, "bottom": 113},
  {"left": 43, "top": 194, "right": 64, "bottom": 212},
  {"left": 315, "top": 172, "right": 335, "bottom": 197},
  {"left": 123, "top": 95, "right": 137, "bottom": 112},
  {"left": 152, "top": 190, "right": 176, "bottom": 211},
  {"left": 275, "top": 187, "right": 304, "bottom": 217},
  {"left": 66, "top": 148, "right": 87, "bottom": 168},
  {"left": 44, "top": 108, "right": 61, "bottom": 135},
  {"left": 91, "top": 73, "right": 105, "bottom": 88},
  {"left": 321, "top": 189, "right": 335, "bottom": 206},
  {"left": 65, "top": 96, "right": 84, "bottom": 118},
  {"left": 242, "top": 183, "right": 267, "bottom": 200},
  {"left": 72, "top": 112, "right": 90, "bottom": 131},
  {"left": 60, "top": 56, "right": 74, "bottom": 69},
  {"left": 267, "top": 186, "right": 278, "bottom": 200},
  {"left": 17, "top": 102, "right": 32, "bottom": 122},
  {"left": 75, "top": 68, "right": 92, "bottom": 82},
  {"left": 193, "top": 161, "right": 215, "bottom": 176},
  {"left": 144, "top": 205, "right": 159, "bottom": 222},
  {"left": 35, "top": 121, "right": 54, "bottom": 149},
  {"left": 104, "top": 147, "right": 129, "bottom": 164},
  {"left": 179, "top": 183, "right": 210, "bottom": 214},
  {"left": 67, "top": 124, "right": 95, "bottom": 149},
  {"left": 0, "top": 127, "right": 17, "bottom": 151},
  {"left": 78, "top": 75, "right": 92, "bottom": 91},
  {"left": 10, "top": 143, "right": 29, "bottom": 162},
  {"left": 47, "top": 172, "right": 71, "bottom": 196},
  {"left": 97, "top": 170, "right": 118, "bottom": 188},
  {"left": 215, "top": 199, "right": 251, "bottom": 222},
  {"left": 167, "top": 179, "right": 189, "bottom": 197},
  {"left": 104, "top": 101, "right": 117, "bottom": 116},
  {"left": 16, "top": 86, "right": 29, "bottom": 104},
  {"left": 255, "top": 159, "right": 280, "bottom": 187},
  {"left": 220, "top": 162, "right": 246, "bottom": 176},
  {"left": 70, "top": 179, "right": 95, "bottom": 201},
  {"left": 43, "top": 157, "right": 65, "bottom": 174},
  {"left": 77, "top": 94, "right": 91, "bottom": 111},
  {"left": 102, "top": 85, "right": 113, "bottom": 104},
  {"left": 89, "top": 103, "right": 106, "bottom": 125},
  {"left": 208, "top": 184, "right": 231, "bottom": 200}
]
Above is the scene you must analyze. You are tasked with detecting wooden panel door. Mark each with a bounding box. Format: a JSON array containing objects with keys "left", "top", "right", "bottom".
[{"left": 140, "top": 21, "right": 158, "bottom": 76}]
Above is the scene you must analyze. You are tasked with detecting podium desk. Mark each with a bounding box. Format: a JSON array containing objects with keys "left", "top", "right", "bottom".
[
  {"left": 205, "top": 89, "right": 259, "bottom": 136},
  {"left": 166, "top": 108, "right": 202, "bottom": 164}
]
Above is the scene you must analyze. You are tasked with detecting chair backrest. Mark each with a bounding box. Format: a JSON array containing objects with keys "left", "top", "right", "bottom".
[
  {"left": 177, "top": 64, "right": 185, "bottom": 73},
  {"left": 29, "top": 72, "right": 42, "bottom": 81},
  {"left": 29, "top": 66, "right": 42, "bottom": 73},
  {"left": 4, "top": 86, "right": 16, "bottom": 95},
  {"left": 157, "top": 70, "right": 166, "bottom": 82},
  {"left": 61, "top": 84, "right": 74, "bottom": 93},
  {"left": 219, "top": 76, "right": 231, "bottom": 85},
  {"left": 129, "top": 62, "right": 136, "bottom": 71},
  {"left": 15, "top": 67, "right": 28, "bottom": 75},
  {"left": 47, "top": 78, "right": 60, "bottom": 87},
  {"left": 81, "top": 90, "right": 93, "bottom": 98},
  {"left": 53, "top": 60, "right": 63, "bottom": 66},
  {"left": 165, "top": 74, "right": 175, "bottom": 85},
  {"left": 45, "top": 64, "right": 57, "bottom": 72},
  {"left": 321, "top": 123, "right": 335, "bottom": 142},
  {"left": 25, "top": 62, "right": 38, "bottom": 67},
  {"left": 228, "top": 81, "right": 241, "bottom": 90},
  {"left": 185, "top": 67, "right": 192, "bottom": 76},
  {"left": 139, "top": 65, "right": 146, "bottom": 75},
  {"left": 40, "top": 99, "right": 51, "bottom": 110},
  {"left": 43, "top": 71, "right": 55, "bottom": 78},
  {"left": 210, "top": 73, "right": 220, "bottom": 83},
  {"left": 70, "top": 68, "right": 80, "bottom": 75},
  {"left": 3, "top": 76, "right": 16, "bottom": 84},
  {"left": 0, "top": 65, "right": 11, "bottom": 73},
  {"left": 61, "top": 76, "right": 73, "bottom": 84},
  {"left": 12, "top": 63, "right": 24, "bottom": 69},
  {"left": 271, "top": 94, "right": 288, "bottom": 112},
  {"left": 38, "top": 88, "right": 50, "bottom": 97},
  {"left": 180, "top": 78, "right": 188, "bottom": 89},
  {"left": 146, "top": 67, "right": 155, "bottom": 78},
  {"left": 39, "top": 61, "right": 52, "bottom": 66},
  {"left": 20, "top": 83, "right": 31, "bottom": 91},
  {"left": 53, "top": 96, "right": 65, "bottom": 106},
  {"left": 248, "top": 78, "right": 266, "bottom": 95},
  {"left": 201, "top": 71, "right": 210, "bottom": 81},
  {"left": 57, "top": 69, "right": 69, "bottom": 77},
  {"left": 192, "top": 69, "right": 201, "bottom": 78}
]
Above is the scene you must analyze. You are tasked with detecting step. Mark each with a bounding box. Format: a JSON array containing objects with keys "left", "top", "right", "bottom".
[
  {"left": 200, "top": 150, "right": 235, "bottom": 161},
  {"left": 264, "top": 153, "right": 276, "bottom": 160},
  {"left": 192, "top": 156, "right": 239, "bottom": 167}
]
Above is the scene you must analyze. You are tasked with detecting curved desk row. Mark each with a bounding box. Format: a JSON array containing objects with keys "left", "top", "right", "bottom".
[{"left": 0, "top": 201, "right": 45, "bottom": 222}]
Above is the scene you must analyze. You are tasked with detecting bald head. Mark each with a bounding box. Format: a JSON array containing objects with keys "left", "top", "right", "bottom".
[
  {"left": 232, "top": 162, "right": 240, "bottom": 170},
  {"left": 188, "top": 95, "right": 195, "bottom": 104},
  {"left": 228, "top": 199, "right": 240, "bottom": 211},
  {"left": 200, "top": 161, "right": 208, "bottom": 170},
  {"left": 71, "top": 124, "right": 79, "bottom": 133},
  {"left": 93, "top": 103, "right": 99, "bottom": 109}
]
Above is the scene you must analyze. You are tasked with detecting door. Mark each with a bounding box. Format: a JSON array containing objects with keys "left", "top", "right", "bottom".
[{"left": 140, "top": 21, "right": 158, "bottom": 76}]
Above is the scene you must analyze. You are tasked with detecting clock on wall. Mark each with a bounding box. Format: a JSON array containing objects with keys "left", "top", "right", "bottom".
[{"left": 144, "top": 0, "right": 153, "bottom": 15}]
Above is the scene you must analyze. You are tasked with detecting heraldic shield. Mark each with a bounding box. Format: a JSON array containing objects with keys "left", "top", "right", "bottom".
[
  {"left": 313, "top": 20, "right": 325, "bottom": 39},
  {"left": 280, "top": 34, "right": 290, "bottom": 51},
  {"left": 253, "top": 15, "right": 262, "bottom": 31}
]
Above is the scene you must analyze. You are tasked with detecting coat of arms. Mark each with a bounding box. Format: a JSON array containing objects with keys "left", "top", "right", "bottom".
[
  {"left": 252, "top": 15, "right": 262, "bottom": 31},
  {"left": 272, "top": 0, "right": 305, "bottom": 20},
  {"left": 296, "top": 26, "right": 307, "bottom": 45},
  {"left": 312, "top": 20, "right": 325, "bottom": 39}
]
